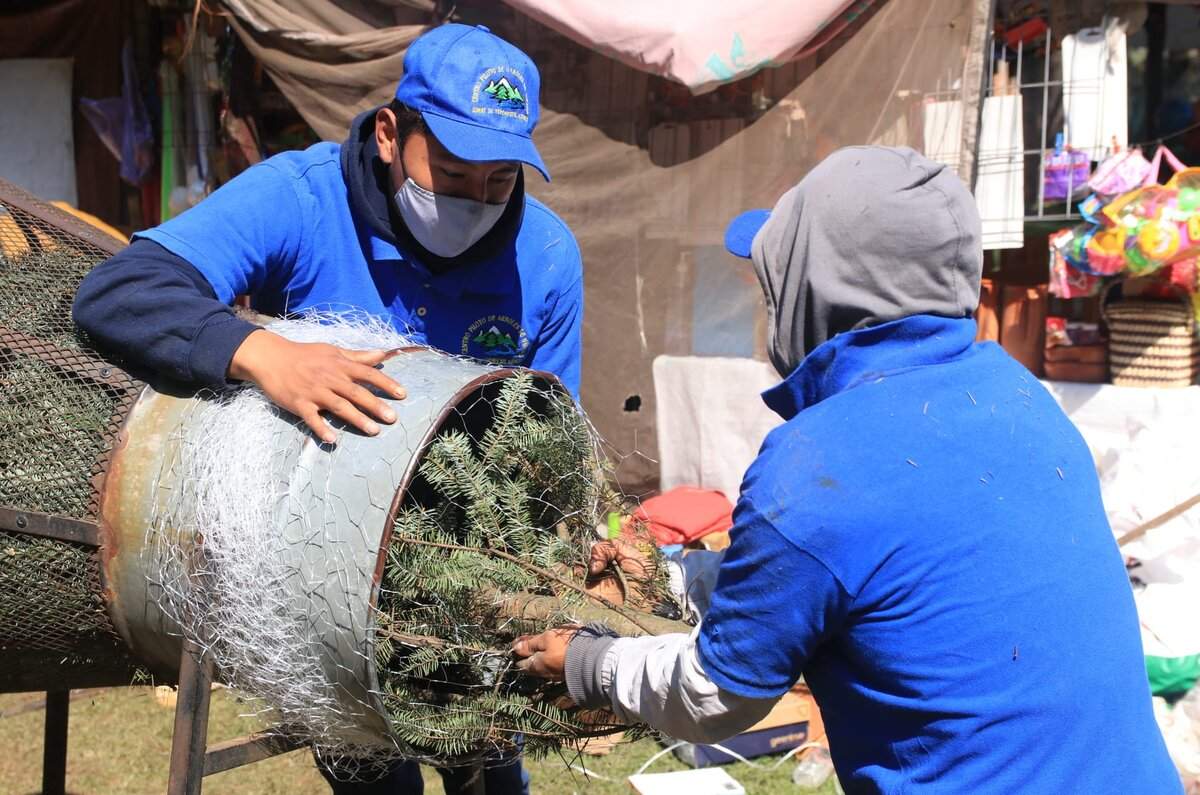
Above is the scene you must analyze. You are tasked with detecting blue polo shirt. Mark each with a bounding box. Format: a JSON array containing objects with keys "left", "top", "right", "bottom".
[
  {"left": 697, "top": 315, "right": 1180, "bottom": 794},
  {"left": 134, "top": 143, "right": 583, "bottom": 395}
]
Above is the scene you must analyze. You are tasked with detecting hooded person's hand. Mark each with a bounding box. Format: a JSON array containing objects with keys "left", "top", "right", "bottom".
[
  {"left": 229, "top": 330, "right": 407, "bottom": 444},
  {"left": 511, "top": 626, "right": 580, "bottom": 679}
]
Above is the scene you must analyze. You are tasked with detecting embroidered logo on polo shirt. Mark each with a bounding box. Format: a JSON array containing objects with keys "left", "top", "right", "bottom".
[
  {"left": 462, "top": 315, "right": 529, "bottom": 364},
  {"left": 471, "top": 67, "right": 530, "bottom": 122}
]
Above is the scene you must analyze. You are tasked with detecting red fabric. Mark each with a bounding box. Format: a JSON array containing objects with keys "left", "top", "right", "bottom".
[{"left": 634, "top": 487, "right": 734, "bottom": 546}]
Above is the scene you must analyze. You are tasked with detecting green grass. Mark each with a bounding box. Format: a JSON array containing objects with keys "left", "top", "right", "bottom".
[{"left": 0, "top": 688, "right": 835, "bottom": 794}]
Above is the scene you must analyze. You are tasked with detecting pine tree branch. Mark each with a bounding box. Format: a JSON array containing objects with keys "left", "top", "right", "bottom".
[{"left": 391, "top": 534, "right": 672, "bottom": 636}]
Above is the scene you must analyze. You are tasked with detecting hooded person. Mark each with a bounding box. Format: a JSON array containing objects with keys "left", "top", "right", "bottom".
[{"left": 514, "top": 147, "right": 1181, "bottom": 794}]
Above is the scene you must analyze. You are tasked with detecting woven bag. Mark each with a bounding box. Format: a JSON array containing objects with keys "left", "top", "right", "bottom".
[{"left": 1104, "top": 284, "right": 1200, "bottom": 387}]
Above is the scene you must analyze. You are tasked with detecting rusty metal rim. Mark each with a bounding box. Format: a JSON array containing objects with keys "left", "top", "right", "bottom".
[
  {"left": 93, "top": 384, "right": 153, "bottom": 669},
  {"left": 0, "top": 506, "right": 100, "bottom": 546}
]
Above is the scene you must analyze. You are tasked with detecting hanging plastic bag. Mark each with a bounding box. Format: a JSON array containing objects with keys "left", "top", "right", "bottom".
[
  {"left": 1101, "top": 146, "right": 1187, "bottom": 225},
  {"left": 1099, "top": 146, "right": 1200, "bottom": 274},
  {"left": 1044, "top": 134, "right": 1091, "bottom": 200},
  {"left": 78, "top": 40, "right": 154, "bottom": 186},
  {"left": 1089, "top": 146, "right": 1153, "bottom": 196}
]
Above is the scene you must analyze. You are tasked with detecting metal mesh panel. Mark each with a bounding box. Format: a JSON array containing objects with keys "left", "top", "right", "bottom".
[
  {"left": 0, "top": 179, "right": 142, "bottom": 520},
  {"left": 0, "top": 179, "right": 145, "bottom": 690},
  {"left": 0, "top": 528, "right": 137, "bottom": 689}
]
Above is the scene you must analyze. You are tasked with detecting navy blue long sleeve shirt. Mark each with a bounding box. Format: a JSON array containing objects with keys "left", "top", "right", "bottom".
[{"left": 72, "top": 238, "right": 258, "bottom": 386}]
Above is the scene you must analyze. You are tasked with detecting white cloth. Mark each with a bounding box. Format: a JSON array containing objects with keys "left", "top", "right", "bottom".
[
  {"left": 601, "top": 628, "right": 778, "bottom": 745},
  {"left": 1062, "top": 24, "right": 1128, "bottom": 161},
  {"left": 652, "top": 356, "right": 782, "bottom": 502},
  {"left": 923, "top": 99, "right": 964, "bottom": 170},
  {"left": 974, "top": 94, "right": 1024, "bottom": 250},
  {"left": 0, "top": 59, "right": 77, "bottom": 206}
]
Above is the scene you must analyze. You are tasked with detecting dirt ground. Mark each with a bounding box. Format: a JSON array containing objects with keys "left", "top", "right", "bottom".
[{"left": 0, "top": 688, "right": 835, "bottom": 794}]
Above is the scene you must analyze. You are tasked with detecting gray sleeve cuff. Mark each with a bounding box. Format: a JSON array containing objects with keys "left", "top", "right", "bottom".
[{"left": 564, "top": 623, "right": 620, "bottom": 709}]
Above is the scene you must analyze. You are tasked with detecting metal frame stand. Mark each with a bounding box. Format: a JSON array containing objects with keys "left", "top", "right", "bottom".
[
  {"left": 165, "top": 640, "right": 305, "bottom": 795},
  {"left": 167, "top": 640, "right": 215, "bottom": 795},
  {"left": 41, "top": 690, "right": 69, "bottom": 795}
]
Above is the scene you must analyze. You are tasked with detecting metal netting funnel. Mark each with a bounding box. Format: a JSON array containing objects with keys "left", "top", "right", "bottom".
[
  {"left": 101, "top": 349, "right": 565, "bottom": 749},
  {"left": 0, "top": 177, "right": 144, "bottom": 692}
]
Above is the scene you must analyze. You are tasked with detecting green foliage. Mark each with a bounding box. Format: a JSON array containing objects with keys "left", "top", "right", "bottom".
[{"left": 375, "top": 373, "right": 648, "bottom": 763}]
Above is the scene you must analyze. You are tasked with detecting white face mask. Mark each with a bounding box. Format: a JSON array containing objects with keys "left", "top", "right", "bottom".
[{"left": 393, "top": 178, "right": 507, "bottom": 258}]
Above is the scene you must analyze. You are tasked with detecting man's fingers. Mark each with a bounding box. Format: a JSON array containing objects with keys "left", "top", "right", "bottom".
[
  {"left": 342, "top": 348, "right": 396, "bottom": 367},
  {"left": 321, "top": 394, "right": 381, "bottom": 436},
  {"left": 511, "top": 633, "right": 546, "bottom": 657},
  {"left": 299, "top": 407, "right": 337, "bottom": 445},
  {"left": 515, "top": 653, "right": 554, "bottom": 678},
  {"left": 348, "top": 362, "right": 407, "bottom": 400},
  {"left": 589, "top": 542, "right": 617, "bottom": 575},
  {"left": 334, "top": 382, "right": 397, "bottom": 425}
]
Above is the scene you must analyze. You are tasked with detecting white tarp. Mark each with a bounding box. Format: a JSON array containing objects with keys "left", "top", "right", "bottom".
[
  {"left": 653, "top": 355, "right": 781, "bottom": 502},
  {"left": 498, "top": 0, "right": 875, "bottom": 93}
]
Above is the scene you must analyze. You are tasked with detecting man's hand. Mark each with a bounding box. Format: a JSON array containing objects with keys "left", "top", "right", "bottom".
[
  {"left": 585, "top": 538, "right": 652, "bottom": 607},
  {"left": 511, "top": 626, "right": 579, "bottom": 679},
  {"left": 229, "top": 330, "right": 406, "bottom": 444}
]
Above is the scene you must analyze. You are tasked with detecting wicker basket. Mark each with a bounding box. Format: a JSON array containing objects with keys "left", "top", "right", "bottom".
[{"left": 1104, "top": 284, "right": 1199, "bottom": 388}]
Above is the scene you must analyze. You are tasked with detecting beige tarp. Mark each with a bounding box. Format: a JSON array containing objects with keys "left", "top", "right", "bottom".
[
  {"left": 220, "top": 0, "right": 431, "bottom": 141},
  {"left": 221, "top": 0, "right": 984, "bottom": 493}
]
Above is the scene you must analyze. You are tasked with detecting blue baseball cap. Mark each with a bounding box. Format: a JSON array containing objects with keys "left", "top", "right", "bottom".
[
  {"left": 395, "top": 24, "right": 550, "bottom": 181},
  {"left": 723, "top": 209, "right": 772, "bottom": 258}
]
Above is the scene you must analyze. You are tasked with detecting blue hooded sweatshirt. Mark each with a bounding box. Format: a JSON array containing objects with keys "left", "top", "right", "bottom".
[{"left": 562, "top": 148, "right": 1180, "bottom": 795}]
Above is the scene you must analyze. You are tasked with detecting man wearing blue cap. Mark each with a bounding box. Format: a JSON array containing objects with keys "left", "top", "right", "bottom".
[
  {"left": 75, "top": 23, "right": 575, "bottom": 794},
  {"left": 75, "top": 23, "right": 580, "bottom": 444},
  {"left": 515, "top": 147, "right": 1180, "bottom": 793}
]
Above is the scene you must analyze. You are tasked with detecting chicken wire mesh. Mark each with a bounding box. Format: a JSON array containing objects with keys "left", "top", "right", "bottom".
[{"left": 0, "top": 178, "right": 143, "bottom": 691}]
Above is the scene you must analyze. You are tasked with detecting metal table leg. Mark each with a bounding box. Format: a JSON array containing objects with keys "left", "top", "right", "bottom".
[
  {"left": 42, "top": 689, "right": 69, "bottom": 795},
  {"left": 167, "top": 640, "right": 215, "bottom": 795}
]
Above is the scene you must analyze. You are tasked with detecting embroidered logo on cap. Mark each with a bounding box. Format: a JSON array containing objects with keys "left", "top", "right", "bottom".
[
  {"left": 471, "top": 67, "right": 530, "bottom": 122},
  {"left": 484, "top": 77, "right": 525, "bottom": 108}
]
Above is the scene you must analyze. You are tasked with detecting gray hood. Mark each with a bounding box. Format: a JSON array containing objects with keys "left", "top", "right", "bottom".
[{"left": 750, "top": 146, "right": 983, "bottom": 377}]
